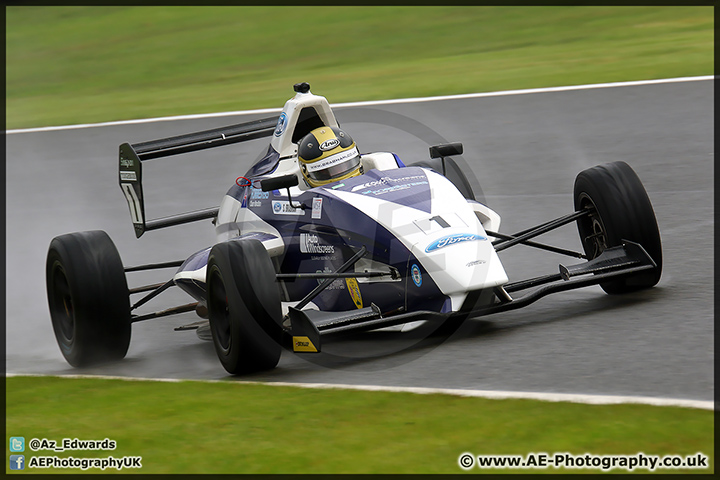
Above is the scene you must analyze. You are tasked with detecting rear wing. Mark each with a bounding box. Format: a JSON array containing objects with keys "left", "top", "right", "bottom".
[{"left": 119, "top": 116, "right": 279, "bottom": 238}]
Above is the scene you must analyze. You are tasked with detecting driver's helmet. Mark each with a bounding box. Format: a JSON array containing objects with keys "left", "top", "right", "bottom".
[{"left": 298, "top": 126, "right": 362, "bottom": 187}]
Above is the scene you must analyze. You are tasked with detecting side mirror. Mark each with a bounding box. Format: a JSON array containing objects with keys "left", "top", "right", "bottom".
[
  {"left": 260, "top": 174, "right": 307, "bottom": 210},
  {"left": 429, "top": 143, "right": 463, "bottom": 159},
  {"left": 260, "top": 174, "right": 299, "bottom": 192}
]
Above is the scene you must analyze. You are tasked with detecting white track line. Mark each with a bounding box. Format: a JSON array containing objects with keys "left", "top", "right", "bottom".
[
  {"left": 6, "top": 373, "right": 714, "bottom": 410},
  {"left": 6, "top": 75, "right": 713, "bottom": 135}
]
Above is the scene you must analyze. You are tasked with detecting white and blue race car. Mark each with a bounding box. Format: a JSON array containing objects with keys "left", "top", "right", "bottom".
[{"left": 46, "top": 83, "right": 662, "bottom": 374}]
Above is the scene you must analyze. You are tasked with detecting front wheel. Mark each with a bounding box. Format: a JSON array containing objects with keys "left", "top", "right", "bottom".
[
  {"left": 206, "top": 239, "right": 282, "bottom": 374},
  {"left": 46, "top": 230, "right": 131, "bottom": 366},
  {"left": 574, "top": 161, "right": 662, "bottom": 294}
]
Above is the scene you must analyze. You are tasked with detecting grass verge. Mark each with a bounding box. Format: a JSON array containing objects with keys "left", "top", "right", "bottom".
[
  {"left": 5, "top": 376, "right": 714, "bottom": 474},
  {"left": 6, "top": 6, "right": 713, "bottom": 128}
]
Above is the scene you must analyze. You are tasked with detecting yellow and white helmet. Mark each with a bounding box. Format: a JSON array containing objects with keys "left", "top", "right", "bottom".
[{"left": 298, "top": 126, "right": 362, "bottom": 187}]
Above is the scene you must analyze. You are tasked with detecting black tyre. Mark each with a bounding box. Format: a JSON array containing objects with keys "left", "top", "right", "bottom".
[
  {"left": 574, "top": 161, "right": 662, "bottom": 294},
  {"left": 206, "top": 239, "right": 282, "bottom": 374},
  {"left": 409, "top": 157, "right": 476, "bottom": 201},
  {"left": 46, "top": 230, "right": 131, "bottom": 366}
]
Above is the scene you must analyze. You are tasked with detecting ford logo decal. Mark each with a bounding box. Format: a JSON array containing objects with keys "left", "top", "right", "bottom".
[{"left": 425, "top": 233, "right": 486, "bottom": 253}]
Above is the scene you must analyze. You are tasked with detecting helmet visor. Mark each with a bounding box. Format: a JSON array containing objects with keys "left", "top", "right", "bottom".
[{"left": 306, "top": 147, "right": 361, "bottom": 182}]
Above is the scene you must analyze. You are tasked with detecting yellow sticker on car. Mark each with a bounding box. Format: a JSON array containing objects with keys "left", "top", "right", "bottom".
[
  {"left": 346, "top": 278, "right": 363, "bottom": 309},
  {"left": 293, "top": 336, "right": 318, "bottom": 352}
]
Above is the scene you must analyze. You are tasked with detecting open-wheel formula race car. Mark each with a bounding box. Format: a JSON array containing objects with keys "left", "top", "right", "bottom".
[{"left": 46, "top": 82, "right": 662, "bottom": 374}]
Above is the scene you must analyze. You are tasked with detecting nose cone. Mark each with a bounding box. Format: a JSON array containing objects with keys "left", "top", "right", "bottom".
[
  {"left": 324, "top": 166, "right": 509, "bottom": 311},
  {"left": 411, "top": 230, "right": 508, "bottom": 302}
]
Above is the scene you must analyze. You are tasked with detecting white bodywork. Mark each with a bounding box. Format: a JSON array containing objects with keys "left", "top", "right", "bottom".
[
  {"left": 177, "top": 87, "right": 509, "bottom": 314},
  {"left": 327, "top": 171, "right": 507, "bottom": 311},
  {"left": 271, "top": 90, "right": 340, "bottom": 160}
]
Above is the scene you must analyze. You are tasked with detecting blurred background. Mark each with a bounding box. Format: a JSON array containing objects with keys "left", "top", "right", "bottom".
[{"left": 6, "top": 6, "right": 713, "bottom": 129}]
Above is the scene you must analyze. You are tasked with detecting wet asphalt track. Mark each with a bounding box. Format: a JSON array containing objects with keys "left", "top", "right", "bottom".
[{"left": 6, "top": 79, "right": 713, "bottom": 402}]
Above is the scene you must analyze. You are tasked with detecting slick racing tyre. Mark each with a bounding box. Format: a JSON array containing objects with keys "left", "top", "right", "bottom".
[
  {"left": 46, "top": 230, "right": 131, "bottom": 366},
  {"left": 410, "top": 157, "right": 476, "bottom": 201},
  {"left": 573, "top": 161, "right": 662, "bottom": 294},
  {"left": 207, "top": 239, "right": 282, "bottom": 374}
]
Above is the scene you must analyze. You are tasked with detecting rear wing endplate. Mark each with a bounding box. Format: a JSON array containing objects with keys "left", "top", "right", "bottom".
[{"left": 119, "top": 116, "right": 279, "bottom": 237}]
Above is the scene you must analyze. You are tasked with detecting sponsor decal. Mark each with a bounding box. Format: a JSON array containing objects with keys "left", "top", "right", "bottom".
[
  {"left": 466, "top": 259, "right": 486, "bottom": 267},
  {"left": 330, "top": 183, "right": 345, "bottom": 189},
  {"left": 351, "top": 175, "right": 425, "bottom": 192},
  {"left": 272, "top": 200, "right": 304, "bottom": 215},
  {"left": 274, "top": 112, "right": 287, "bottom": 137},
  {"left": 312, "top": 197, "right": 323, "bottom": 219},
  {"left": 425, "top": 233, "right": 487, "bottom": 253},
  {"left": 311, "top": 255, "right": 336, "bottom": 261},
  {"left": 364, "top": 181, "right": 428, "bottom": 196},
  {"left": 348, "top": 174, "right": 428, "bottom": 197},
  {"left": 320, "top": 138, "right": 340, "bottom": 151},
  {"left": 120, "top": 158, "right": 134, "bottom": 168},
  {"left": 251, "top": 188, "right": 269, "bottom": 199},
  {"left": 300, "top": 233, "right": 335, "bottom": 254},
  {"left": 120, "top": 171, "right": 137, "bottom": 181},
  {"left": 293, "top": 336, "right": 318, "bottom": 352},
  {"left": 346, "top": 278, "right": 363, "bottom": 309},
  {"left": 411, "top": 264, "right": 422, "bottom": 287},
  {"left": 241, "top": 194, "right": 248, "bottom": 208},
  {"left": 307, "top": 147, "right": 359, "bottom": 172},
  {"left": 249, "top": 200, "right": 262, "bottom": 208}
]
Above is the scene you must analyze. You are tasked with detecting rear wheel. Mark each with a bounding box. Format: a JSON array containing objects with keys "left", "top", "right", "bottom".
[
  {"left": 207, "top": 239, "right": 282, "bottom": 374},
  {"left": 46, "top": 230, "right": 131, "bottom": 366},
  {"left": 574, "top": 161, "right": 662, "bottom": 294}
]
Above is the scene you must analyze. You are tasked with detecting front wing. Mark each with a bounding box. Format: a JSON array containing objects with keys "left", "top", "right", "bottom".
[{"left": 285, "top": 240, "right": 656, "bottom": 353}]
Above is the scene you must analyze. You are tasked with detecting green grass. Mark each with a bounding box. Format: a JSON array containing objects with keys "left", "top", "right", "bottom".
[
  {"left": 5, "top": 376, "right": 714, "bottom": 474},
  {"left": 6, "top": 6, "right": 713, "bottom": 128}
]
